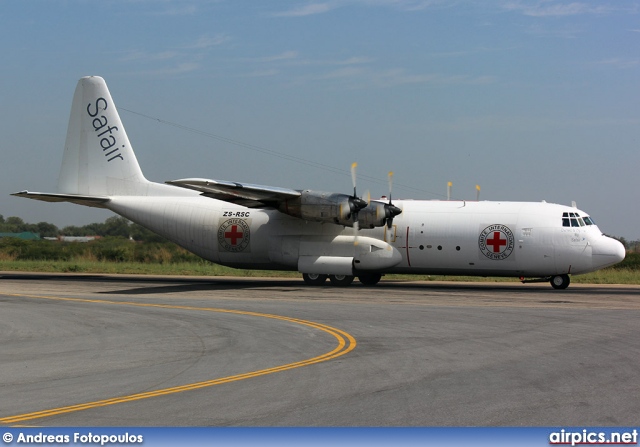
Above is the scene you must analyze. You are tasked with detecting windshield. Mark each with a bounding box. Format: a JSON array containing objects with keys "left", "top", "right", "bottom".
[{"left": 562, "top": 212, "right": 595, "bottom": 227}]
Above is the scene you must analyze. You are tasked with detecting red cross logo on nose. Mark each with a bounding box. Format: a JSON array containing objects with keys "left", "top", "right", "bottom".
[
  {"left": 224, "top": 225, "right": 244, "bottom": 246},
  {"left": 486, "top": 231, "right": 507, "bottom": 253}
]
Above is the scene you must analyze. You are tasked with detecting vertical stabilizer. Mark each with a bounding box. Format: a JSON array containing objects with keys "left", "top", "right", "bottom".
[{"left": 58, "top": 76, "right": 149, "bottom": 196}]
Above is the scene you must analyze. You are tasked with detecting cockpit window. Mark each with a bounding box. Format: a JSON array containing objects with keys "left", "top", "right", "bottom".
[{"left": 562, "top": 212, "right": 595, "bottom": 227}]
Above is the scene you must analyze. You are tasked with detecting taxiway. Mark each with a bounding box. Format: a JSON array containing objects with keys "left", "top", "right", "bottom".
[{"left": 1, "top": 273, "right": 639, "bottom": 426}]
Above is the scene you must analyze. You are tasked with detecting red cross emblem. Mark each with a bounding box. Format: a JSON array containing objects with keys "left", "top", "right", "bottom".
[
  {"left": 224, "top": 225, "right": 244, "bottom": 246},
  {"left": 486, "top": 231, "right": 507, "bottom": 253},
  {"left": 218, "top": 218, "right": 251, "bottom": 253},
  {"left": 479, "top": 225, "right": 514, "bottom": 260}
]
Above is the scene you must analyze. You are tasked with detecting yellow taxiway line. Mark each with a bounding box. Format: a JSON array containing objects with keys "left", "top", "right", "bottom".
[{"left": 0, "top": 293, "right": 356, "bottom": 424}]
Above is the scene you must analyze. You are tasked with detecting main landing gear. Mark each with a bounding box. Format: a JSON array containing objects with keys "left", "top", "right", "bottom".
[
  {"left": 301, "top": 273, "right": 382, "bottom": 287},
  {"left": 301, "top": 273, "right": 328, "bottom": 286}
]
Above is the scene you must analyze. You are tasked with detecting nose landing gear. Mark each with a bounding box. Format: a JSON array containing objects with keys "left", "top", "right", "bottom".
[
  {"left": 521, "top": 274, "right": 572, "bottom": 289},
  {"left": 550, "top": 274, "right": 571, "bottom": 290}
]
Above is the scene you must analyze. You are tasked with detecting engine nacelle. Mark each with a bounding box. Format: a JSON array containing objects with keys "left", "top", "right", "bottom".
[
  {"left": 278, "top": 190, "right": 361, "bottom": 227},
  {"left": 355, "top": 201, "right": 388, "bottom": 228},
  {"left": 278, "top": 190, "right": 400, "bottom": 229}
]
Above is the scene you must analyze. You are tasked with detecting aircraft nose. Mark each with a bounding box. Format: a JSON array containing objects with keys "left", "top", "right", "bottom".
[{"left": 592, "top": 236, "right": 626, "bottom": 269}]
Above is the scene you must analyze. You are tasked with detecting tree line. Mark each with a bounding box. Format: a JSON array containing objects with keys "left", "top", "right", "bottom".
[
  {"left": 0, "top": 215, "right": 166, "bottom": 242},
  {"left": 0, "top": 215, "right": 199, "bottom": 264}
]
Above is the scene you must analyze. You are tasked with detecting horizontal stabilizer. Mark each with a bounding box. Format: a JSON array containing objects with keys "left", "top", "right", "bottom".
[
  {"left": 11, "top": 191, "right": 110, "bottom": 209},
  {"left": 167, "top": 178, "right": 300, "bottom": 208}
]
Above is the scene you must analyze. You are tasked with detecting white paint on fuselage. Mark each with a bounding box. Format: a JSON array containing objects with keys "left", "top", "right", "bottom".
[
  {"left": 375, "top": 200, "right": 598, "bottom": 277},
  {"left": 107, "top": 186, "right": 625, "bottom": 279}
]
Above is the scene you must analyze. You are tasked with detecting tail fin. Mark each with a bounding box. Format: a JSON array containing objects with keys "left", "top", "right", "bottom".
[{"left": 58, "top": 76, "right": 149, "bottom": 196}]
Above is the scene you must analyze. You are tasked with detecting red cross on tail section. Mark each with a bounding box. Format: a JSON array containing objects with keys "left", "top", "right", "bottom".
[
  {"left": 225, "top": 225, "right": 244, "bottom": 246},
  {"left": 486, "top": 231, "right": 507, "bottom": 253}
]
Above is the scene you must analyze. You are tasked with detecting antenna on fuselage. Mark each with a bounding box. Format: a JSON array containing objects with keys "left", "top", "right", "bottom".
[{"left": 447, "top": 181, "right": 452, "bottom": 201}]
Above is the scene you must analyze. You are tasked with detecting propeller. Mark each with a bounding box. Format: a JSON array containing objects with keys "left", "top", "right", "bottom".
[
  {"left": 384, "top": 171, "right": 402, "bottom": 228},
  {"left": 349, "top": 162, "right": 368, "bottom": 245},
  {"left": 347, "top": 163, "right": 368, "bottom": 219}
]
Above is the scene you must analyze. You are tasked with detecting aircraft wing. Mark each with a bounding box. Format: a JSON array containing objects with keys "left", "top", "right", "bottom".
[
  {"left": 166, "top": 178, "right": 301, "bottom": 208},
  {"left": 11, "top": 191, "right": 110, "bottom": 209}
]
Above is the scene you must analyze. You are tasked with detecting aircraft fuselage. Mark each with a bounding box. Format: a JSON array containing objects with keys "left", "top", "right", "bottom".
[{"left": 108, "top": 192, "right": 624, "bottom": 281}]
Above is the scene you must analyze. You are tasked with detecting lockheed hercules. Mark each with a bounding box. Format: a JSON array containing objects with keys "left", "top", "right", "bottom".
[{"left": 13, "top": 77, "right": 626, "bottom": 289}]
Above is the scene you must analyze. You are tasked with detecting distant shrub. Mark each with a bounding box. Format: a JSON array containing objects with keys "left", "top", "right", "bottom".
[
  {"left": 614, "top": 252, "right": 640, "bottom": 270},
  {"left": 92, "top": 237, "right": 134, "bottom": 262},
  {"left": 0, "top": 236, "right": 209, "bottom": 265},
  {"left": 0, "top": 238, "right": 81, "bottom": 261}
]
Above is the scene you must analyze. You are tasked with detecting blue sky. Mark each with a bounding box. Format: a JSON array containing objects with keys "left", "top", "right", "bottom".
[{"left": 1, "top": 0, "right": 639, "bottom": 240}]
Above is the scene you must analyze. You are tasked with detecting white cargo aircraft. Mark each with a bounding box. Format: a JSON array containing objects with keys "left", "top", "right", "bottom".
[{"left": 13, "top": 76, "right": 625, "bottom": 289}]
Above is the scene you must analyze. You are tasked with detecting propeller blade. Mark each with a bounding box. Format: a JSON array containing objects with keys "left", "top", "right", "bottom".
[
  {"left": 353, "top": 220, "right": 359, "bottom": 246},
  {"left": 386, "top": 171, "right": 401, "bottom": 228},
  {"left": 351, "top": 162, "right": 358, "bottom": 197},
  {"left": 348, "top": 161, "right": 367, "bottom": 224}
]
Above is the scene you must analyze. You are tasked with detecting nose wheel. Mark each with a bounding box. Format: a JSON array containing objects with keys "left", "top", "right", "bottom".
[
  {"left": 358, "top": 273, "right": 382, "bottom": 286},
  {"left": 550, "top": 274, "right": 570, "bottom": 290}
]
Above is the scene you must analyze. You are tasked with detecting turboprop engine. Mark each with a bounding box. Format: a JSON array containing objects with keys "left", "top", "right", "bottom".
[
  {"left": 277, "top": 191, "right": 402, "bottom": 229},
  {"left": 277, "top": 190, "right": 367, "bottom": 227},
  {"left": 276, "top": 163, "right": 401, "bottom": 230},
  {"left": 356, "top": 201, "right": 403, "bottom": 229}
]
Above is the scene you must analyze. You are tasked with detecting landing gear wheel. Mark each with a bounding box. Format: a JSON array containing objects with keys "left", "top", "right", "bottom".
[
  {"left": 550, "top": 274, "right": 570, "bottom": 290},
  {"left": 358, "top": 273, "right": 382, "bottom": 286},
  {"left": 329, "top": 274, "right": 355, "bottom": 286},
  {"left": 302, "top": 273, "right": 328, "bottom": 286}
]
